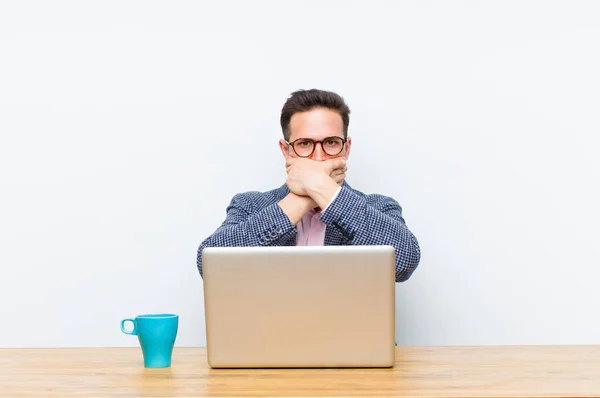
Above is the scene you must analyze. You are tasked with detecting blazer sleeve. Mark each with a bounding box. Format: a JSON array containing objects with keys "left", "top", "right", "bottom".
[
  {"left": 196, "top": 192, "right": 296, "bottom": 278},
  {"left": 319, "top": 186, "right": 421, "bottom": 282}
]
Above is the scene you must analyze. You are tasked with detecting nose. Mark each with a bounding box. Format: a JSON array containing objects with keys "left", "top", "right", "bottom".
[{"left": 311, "top": 143, "right": 327, "bottom": 161}]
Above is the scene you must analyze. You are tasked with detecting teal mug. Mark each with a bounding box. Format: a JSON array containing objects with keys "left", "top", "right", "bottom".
[{"left": 120, "top": 313, "right": 179, "bottom": 368}]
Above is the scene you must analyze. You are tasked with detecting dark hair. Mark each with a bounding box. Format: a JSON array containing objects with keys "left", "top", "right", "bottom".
[{"left": 280, "top": 89, "right": 350, "bottom": 141}]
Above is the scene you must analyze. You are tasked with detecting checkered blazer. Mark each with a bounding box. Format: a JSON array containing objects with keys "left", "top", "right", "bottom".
[{"left": 196, "top": 181, "right": 421, "bottom": 282}]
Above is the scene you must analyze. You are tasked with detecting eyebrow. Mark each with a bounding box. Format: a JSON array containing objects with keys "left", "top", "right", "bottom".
[{"left": 290, "top": 136, "right": 344, "bottom": 141}]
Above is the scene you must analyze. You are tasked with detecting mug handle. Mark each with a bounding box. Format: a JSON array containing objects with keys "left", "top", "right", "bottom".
[{"left": 120, "top": 318, "right": 137, "bottom": 335}]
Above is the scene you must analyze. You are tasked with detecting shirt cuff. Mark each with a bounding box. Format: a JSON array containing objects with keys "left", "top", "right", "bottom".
[{"left": 321, "top": 185, "right": 342, "bottom": 213}]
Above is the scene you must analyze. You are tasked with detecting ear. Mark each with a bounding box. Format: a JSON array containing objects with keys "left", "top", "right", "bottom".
[
  {"left": 344, "top": 136, "right": 352, "bottom": 159},
  {"left": 279, "top": 139, "right": 291, "bottom": 159}
]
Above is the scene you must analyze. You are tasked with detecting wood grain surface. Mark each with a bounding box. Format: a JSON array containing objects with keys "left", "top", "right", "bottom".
[{"left": 1, "top": 345, "right": 599, "bottom": 397}]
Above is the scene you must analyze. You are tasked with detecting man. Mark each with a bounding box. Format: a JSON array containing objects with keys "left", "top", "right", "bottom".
[{"left": 196, "top": 89, "right": 421, "bottom": 282}]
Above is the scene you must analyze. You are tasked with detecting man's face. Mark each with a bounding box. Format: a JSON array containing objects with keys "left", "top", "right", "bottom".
[{"left": 279, "top": 107, "right": 352, "bottom": 161}]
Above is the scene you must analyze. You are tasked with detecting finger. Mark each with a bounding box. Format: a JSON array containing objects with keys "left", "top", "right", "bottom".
[
  {"left": 331, "top": 165, "right": 347, "bottom": 175},
  {"left": 327, "top": 158, "right": 346, "bottom": 171},
  {"left": 333, "top": 170, "right": 346, "bottom": 179}
]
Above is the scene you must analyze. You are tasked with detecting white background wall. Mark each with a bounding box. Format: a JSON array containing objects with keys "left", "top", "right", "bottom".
[{"left": 1, "top": 0, "right": 599, "bottom": 348}]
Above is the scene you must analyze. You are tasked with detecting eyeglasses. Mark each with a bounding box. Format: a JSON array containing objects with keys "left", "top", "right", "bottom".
[{"left": 285, "top": 136, "right": 347, "bottom": 157}]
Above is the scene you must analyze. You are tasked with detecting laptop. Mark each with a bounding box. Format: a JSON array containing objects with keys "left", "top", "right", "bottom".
[{"left": 202, "top": 245, "right": 396, "bottom": 368}]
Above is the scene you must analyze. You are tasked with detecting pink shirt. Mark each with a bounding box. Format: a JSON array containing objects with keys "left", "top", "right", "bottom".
[{"left": 296, "top": 187, "right": 341, "bottom": 246}]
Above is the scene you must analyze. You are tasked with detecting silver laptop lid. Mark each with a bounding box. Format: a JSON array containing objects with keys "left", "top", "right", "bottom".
[{"left": 202, "top": 245, "right": 396, "bottom": 368}]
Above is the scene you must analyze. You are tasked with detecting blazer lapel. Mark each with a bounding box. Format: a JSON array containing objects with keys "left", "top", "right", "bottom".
[{"left": 323, "top": 180, "right": 353, "bottom": 246}]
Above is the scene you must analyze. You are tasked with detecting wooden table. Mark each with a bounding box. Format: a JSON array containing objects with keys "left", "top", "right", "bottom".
[{"left": 1, "top": 346, "right": 599, "bottom": 397}]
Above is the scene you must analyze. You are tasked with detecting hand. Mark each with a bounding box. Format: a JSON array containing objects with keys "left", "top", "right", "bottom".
[
  {"left": 285, "top": 157, "right": 346, "bottom": 197},
  {"left": 330, "top": 163, "right": 347, "bottom": 185}
]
